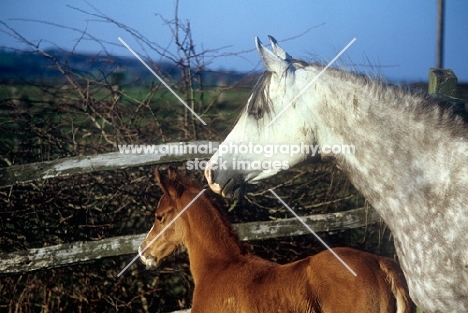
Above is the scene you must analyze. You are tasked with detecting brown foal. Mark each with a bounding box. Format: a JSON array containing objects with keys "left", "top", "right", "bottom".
[{"left": 139, "top": 167, "right": 412, "bottom": 313}]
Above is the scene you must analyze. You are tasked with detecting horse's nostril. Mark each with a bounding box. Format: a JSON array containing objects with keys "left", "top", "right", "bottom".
[
  {"left": 205, "top": 162, "right": 224, "bottom": 195},
  {"left": 204, "top": 161, "right": 215, "bottom": 183}
]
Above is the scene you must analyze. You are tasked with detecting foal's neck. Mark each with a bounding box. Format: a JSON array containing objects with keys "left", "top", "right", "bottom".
[{"left": 181, "top": 193, "right": 248, "bottom": 280}]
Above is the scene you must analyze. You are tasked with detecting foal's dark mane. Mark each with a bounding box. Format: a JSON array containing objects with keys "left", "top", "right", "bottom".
[
  {"left": 175, "top": 173, "right": 250, "bottom": 255},
  {"left": 246, "top": 60, "right": 468, "bottom": 134}
]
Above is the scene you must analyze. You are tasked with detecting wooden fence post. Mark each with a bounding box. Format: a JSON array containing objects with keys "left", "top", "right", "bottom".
[
  {"left": 428, "top": 68, "right": 466, "bottom": 112},
  {"left": 428, "top": 68, "right": 458, "bottom": 97}
]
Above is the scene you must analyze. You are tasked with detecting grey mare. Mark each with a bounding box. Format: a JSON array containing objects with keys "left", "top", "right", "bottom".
[{"left": 205, "top": 36, "right": 468, "bottom": 312}]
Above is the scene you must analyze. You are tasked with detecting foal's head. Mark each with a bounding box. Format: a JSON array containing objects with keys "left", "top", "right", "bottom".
[{"left": 139, "top": 167, "right": 200, "bottom": 268}]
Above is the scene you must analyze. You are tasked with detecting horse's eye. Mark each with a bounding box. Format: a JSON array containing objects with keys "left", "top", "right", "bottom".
[{"left": 156, "top": 215, "right": 164, "bottom": 222}]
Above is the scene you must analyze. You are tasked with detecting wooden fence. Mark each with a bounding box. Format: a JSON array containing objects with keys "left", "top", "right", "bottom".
[
  {"left": 0, "top": 141, "right": 381, "bottom": 275},
  {"left": 0, "top": 141, "right": 216, "bottom": 188},
  {"left": 0, "top": 144, "right": 381, "bottom": 313},
  {"left": 0, "top": 207, "right": 379, "bottom": 274}
]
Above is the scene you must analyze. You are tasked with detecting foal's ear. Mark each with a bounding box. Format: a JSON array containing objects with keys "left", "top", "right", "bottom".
[
  {"left": 166, "top": 166, "right": 179, "bottom": 181},
  {"left": 154, "top": 167, "right": 181, "bottom": 199},
  {"left": 255, "top": 36, "right": 290, "bottom": 75},
  {"left": 154, "top": 168, "right": 169, "bottom": 195}
]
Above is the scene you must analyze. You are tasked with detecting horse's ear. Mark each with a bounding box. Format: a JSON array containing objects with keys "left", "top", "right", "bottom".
[
  {"left": 155, "top": 167, "right": 181, "bottom": 199},
  {"left": 255, "top": 36, "right": 289, "bottom": 75},
  {"left": 268, "top": 35, "right": 292, "bottom": 60}
]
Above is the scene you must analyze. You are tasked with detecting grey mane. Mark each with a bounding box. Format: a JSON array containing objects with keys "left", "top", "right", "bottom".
[
  {"left": 246, "top": 59, "right": 468, "bottom": 133},
  {"left": 349, "top": 71, "right": 468, "bottom": 134},
  {"left": 247, "top": 60, "right": 307, "bottom": 120}
]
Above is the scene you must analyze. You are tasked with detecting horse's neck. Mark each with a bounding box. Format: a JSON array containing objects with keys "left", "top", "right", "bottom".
[
  {"left": 182, "top": 195, "right": 247, "bottom": 281},
  {"left": 304, "top": 70, "right": 467, "bottom": 230}
]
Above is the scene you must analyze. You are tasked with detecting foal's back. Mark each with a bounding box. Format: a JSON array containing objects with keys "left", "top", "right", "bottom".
[
  {"left": 304, "top": 247, "right": 410, "bottom": 312},
  {"left": 194, "top": 247, "right": 411, "bottom": 313}
]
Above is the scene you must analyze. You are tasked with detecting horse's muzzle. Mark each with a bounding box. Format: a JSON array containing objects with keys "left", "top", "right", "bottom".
[{"left": 204, "top": 161, "right": 245, "bottom": 199}]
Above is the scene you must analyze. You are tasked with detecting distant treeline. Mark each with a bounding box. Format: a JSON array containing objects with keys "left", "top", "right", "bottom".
[{"left": 0, "top": 49, "right": 250, "bottom": 86}]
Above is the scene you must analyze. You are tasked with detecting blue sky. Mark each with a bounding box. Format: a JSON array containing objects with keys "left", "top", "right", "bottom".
[{"left": 1, "top": 0, "right": 467, "bottom": 82}]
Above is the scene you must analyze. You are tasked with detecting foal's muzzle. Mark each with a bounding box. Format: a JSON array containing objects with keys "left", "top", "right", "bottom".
[{"left": 138, "top": 246, "right": 159, "bottom": 268}]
